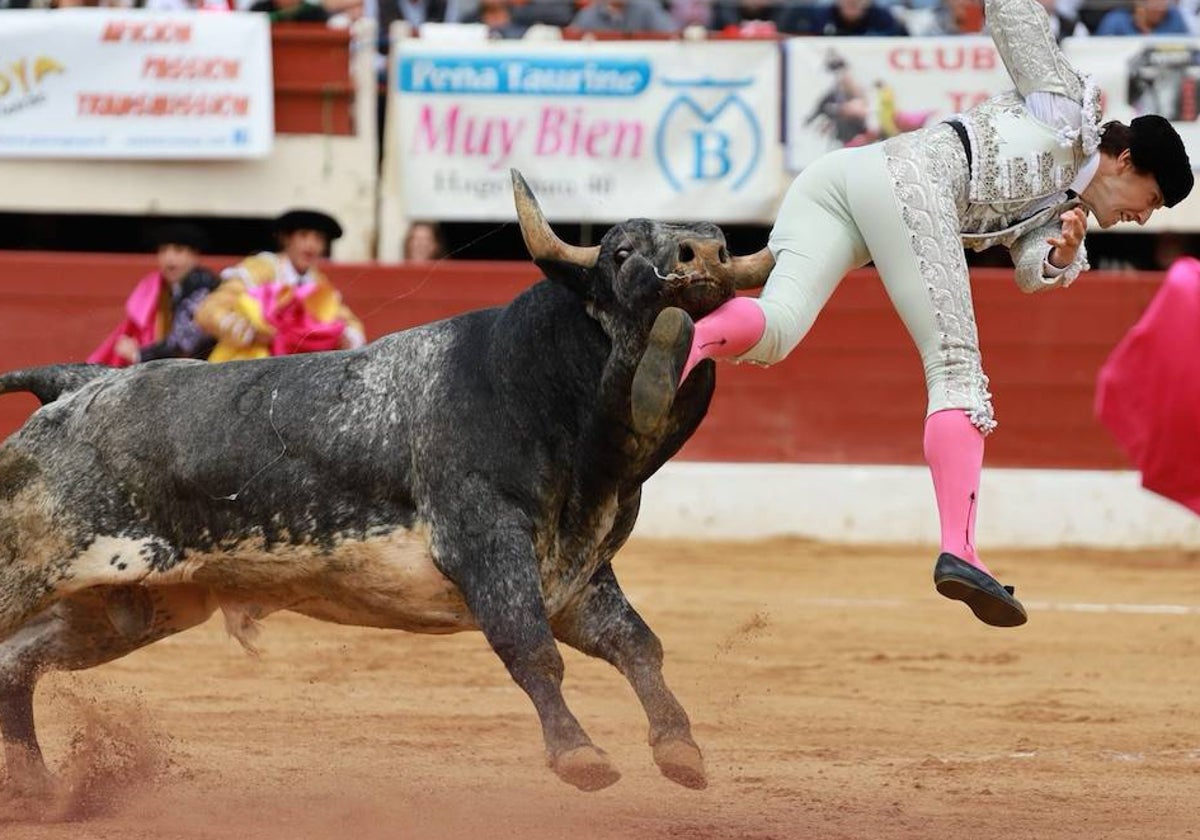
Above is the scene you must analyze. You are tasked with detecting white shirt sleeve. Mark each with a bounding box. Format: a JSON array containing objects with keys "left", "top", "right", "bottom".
[{"left": 1025, "top": 90, "right": 1081, "bottom": 132}]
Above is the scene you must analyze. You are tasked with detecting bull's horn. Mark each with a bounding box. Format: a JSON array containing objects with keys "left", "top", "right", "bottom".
[
  {"left": 511, "top": 170, "right": 599, "bottom": 268},
  {"left": 729, "top": 246, "right": 775, "bottom": 290}
]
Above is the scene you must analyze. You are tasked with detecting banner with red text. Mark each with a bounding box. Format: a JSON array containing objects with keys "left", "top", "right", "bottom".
[
  {"left": 0, "top": 10, "right": 272, "bottom": 159},
  {"left": 784, "top": 37, "right": 1011, "bottom": 172},
  {"left": 393, "top": 39, "right": 780, "bottom": 222}
]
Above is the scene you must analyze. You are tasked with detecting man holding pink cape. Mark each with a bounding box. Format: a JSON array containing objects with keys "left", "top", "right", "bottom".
[{"left": 197, "top": 209, "right": 365, "bottom": 362}]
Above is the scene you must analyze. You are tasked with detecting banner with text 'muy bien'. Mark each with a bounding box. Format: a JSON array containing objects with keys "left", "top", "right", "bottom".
[
  {"left": 393, "top": 39, "right": 781, "bottom": 223},
  {"left": 0, "top": 10, "right": 273, "bottom": 159}
]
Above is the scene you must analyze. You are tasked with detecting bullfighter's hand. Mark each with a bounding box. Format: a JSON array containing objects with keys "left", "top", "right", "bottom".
[
  {"left": 218, "top": 312, "right": 275, "bottom": 348},
  {"left": 1046, "top": 207, "right": 1087, "bottom": 269},
  {"left": 340, "top": 326, "right": 366, "bottom": 350},
  {"left": 115, "top": 336, "right": 141, "bottom": 364}
]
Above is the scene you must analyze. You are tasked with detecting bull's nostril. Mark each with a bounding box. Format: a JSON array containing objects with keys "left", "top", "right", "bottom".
[{"left": 679, "top": 244, "right": 695, "bottom": 263}]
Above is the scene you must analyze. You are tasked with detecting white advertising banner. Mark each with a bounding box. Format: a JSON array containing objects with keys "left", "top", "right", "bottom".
[
  {"left": 1067, "top": 37, "right": 1200, "bottom": 168},
  {"left": 0, "top": 10, "right": 273, "bottom": 159},
  {"left": 784, "top": 37, "right": 1012, "bottom": 172},
  {"left": 394, "top": 39, "right": 781, "bottom": 222}
]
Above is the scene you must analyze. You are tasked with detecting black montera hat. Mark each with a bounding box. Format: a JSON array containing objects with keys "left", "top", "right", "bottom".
[
  {"left": 149, "top": 221, "right": 208, "bottom": 252},
  {"left": 274, "top": 208, "right": 343, "bottom": 240},
  {"left": 1129, "top": 115, "right": 1194, "bottom": 208}
]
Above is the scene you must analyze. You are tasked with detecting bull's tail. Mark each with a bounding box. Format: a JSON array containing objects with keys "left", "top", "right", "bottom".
[{"left": 0, "top": 364, "right": 114, "bottom": 406}]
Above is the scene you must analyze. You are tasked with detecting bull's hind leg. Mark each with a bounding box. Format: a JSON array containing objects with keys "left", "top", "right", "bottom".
[
  {"left": 0, "top": 584, "right": 214, "bottom": 793},
  {"left": 438, "top": 517, "right": 619, "bottom": 791},
  {"left": 552, "top": 564, "right": 707, "bottom": 790}
]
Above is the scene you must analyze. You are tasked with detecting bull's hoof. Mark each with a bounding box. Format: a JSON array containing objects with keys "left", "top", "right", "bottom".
[
  {"left": 550, "top": 745, "right": 621, "bottom": 792},
  {"left": 1, "top": 747, "right": 53, "bottom": 800},
  {"left": 653, "top": 737, "right": 707, "bottom": 789}
]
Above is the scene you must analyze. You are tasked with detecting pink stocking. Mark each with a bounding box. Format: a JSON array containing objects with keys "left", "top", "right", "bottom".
[
  {"left": 923, "top": 409, "right": 991, "bottom": 575},
  {"left": 681, "top": 297, "right": 767, "bottom": 381}
]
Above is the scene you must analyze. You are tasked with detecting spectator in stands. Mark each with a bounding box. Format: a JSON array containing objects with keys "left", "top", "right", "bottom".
[
  {"left": 468, "top": 0, "right": 529, "bottom": 37},
  {"left": 670, "top": 0, "right": 713, "bottom": 29},
  {"left": 780, "top": 0, "right": 907, "bottom": 36},
  {"left": 403, "top": 221, "right": 447, "bottom": 263},
  {"left": 569, "top": 0, "right": 680, "bottom": 33},
  {"left": 511, "top": 0, "right": 576, "bottom": 27},
  {"left": 377, "top": 0, "right": 469, "bottom": 34},
  {"left": 905, "top": 0, "right": 984, "bottom": 34},
  {"left": 1030, "top": 0, "right": 1088, "bottom": 39},
  {"left": 1094, "top": 0, "right": 1191, "bottom": 34},
  {"left": 89, "top": 223, "right": 220, "bottom": 368},
  {"left": 197, "top": 209, "right": 366, "bottom": 362},
  {"left": 708, "top": 0, "right": 782, "bottom": 32},
  {"left": 248, "top": 0, "right": 331, "bottom": 22},
  {"left": 629, "top": 0, "right": 1194, "bottom": 629}
]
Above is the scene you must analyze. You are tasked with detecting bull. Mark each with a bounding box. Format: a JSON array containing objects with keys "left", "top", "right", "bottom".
[{"left": 0, "top": 172, "right": 772, "bottom": 794}]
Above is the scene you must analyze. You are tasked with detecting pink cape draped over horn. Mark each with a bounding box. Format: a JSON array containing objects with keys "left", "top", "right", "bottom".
[{"left": 1095, "top": 256, "right": 1200, "bottom": 516}]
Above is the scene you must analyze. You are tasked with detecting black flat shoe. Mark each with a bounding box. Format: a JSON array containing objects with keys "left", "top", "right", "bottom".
[
  {"left": 630, "top": 307, "right": 695, "bottom": 434},
  {"left": 933, "top": 552, "right": 1028, "bottom": 628}
]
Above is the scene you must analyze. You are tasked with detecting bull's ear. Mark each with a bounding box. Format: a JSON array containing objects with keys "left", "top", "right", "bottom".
[{"left": 512, "top": 170, "right": 599, "bottom": 295}]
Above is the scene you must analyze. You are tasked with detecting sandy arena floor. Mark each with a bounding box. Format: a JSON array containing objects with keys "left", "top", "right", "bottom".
[{"left": 2, "top": 538, "right": 1199, "bottom": 840}]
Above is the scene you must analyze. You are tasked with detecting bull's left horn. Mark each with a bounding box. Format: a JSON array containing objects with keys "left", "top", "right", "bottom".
[
  {"left": 511, "top": 170, "right": 600, "bottom": 268},
  {"left": 729, "top": 246, "right": 775, "bottom": 290}
]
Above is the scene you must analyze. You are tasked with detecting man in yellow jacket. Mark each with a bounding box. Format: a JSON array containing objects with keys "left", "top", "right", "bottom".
[{"left": 197, "top": 209, "right": 365, "bottom": 361}]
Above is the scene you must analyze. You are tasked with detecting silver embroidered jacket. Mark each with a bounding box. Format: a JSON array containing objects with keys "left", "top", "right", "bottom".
[{"left": 953, "top": 0, "right": 1101, "bottom": 292}]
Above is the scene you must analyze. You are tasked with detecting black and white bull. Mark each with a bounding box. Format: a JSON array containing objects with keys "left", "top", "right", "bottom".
[{"left": 0, "top": 172, "right": 773, "bottom": 794}]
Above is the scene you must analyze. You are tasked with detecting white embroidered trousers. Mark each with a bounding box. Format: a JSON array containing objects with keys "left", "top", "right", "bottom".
[{"left": 745, "top": 124, "right": 996, "bottom": 432}]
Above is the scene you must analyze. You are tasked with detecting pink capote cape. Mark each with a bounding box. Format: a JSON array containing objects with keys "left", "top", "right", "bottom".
[
  {"left": 87, "top": 272, "right": 164, "bottom": 367},
  {"left": 207, "top": 281, "right": 345, "bottom": 363},
  {"left": 1095, "top": 256, "right": 1200, "bottom": 516},
  {"left": 251, "top": 281, "right": 344, "bottom": 357}
]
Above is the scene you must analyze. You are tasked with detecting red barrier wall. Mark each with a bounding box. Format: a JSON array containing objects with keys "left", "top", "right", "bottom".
[{"left": 0, "top": 251, "right": 1155, "bottom": 470}]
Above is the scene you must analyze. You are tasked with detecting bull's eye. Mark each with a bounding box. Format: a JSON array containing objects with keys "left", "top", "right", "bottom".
[{"left": 615, "top": 247, "right": 632, "bottom": 265}]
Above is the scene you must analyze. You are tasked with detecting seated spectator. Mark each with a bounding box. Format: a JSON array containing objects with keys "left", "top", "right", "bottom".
[
  {"left": 403, "top": 221, "right": 447, "bottom": 263},
  {"left": 89, "top": 223, "right": 220, "bottom": 368},
  {"left": 1033, "top": 0, "right": 1088, "bottom": 40},
  {"left": 1094, "top": 0, "right": 1191, "bottom": 34},
  {"left": 780, "top": 0, "right": 907, "bottom": 36},
  {"left": 468, "top": 0, "right": 529, "bottom": 37},
  {"left": 511, "top": 0, "right": 576, "bottom": 27},
  {"left": 248, "top": 0, "right": 331, "bottom": 22},
  {"left": 670, "top": 0, "right": 713, "bottom": 29},
  {"left": 197, "top": 209, "right": 365, "bottom": 362},
  {"left": 905, "top": 0, "right": 984, "bottom": 34},
  {"left": 709, "top": 0, "right": 782, "bottom": 32},
  {"left": 569, "top": 0, "right": 680, "bottom": 33}
]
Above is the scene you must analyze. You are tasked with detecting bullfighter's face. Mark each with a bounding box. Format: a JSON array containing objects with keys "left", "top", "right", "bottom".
[{"left": 156, "top": 243, "right": 200, "bottom": 287}]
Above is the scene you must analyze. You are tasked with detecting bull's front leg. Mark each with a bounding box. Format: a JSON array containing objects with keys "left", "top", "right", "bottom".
[
  {"left": 551, "top": 564, "right": 706, "bottom": 789},
  {"left": 436, "top": 516, "right": 620, "bottom": 792}
]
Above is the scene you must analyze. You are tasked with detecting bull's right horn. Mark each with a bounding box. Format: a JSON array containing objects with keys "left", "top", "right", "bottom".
[
  {"left": 511, "top": 170, "right": 600, "bottom": 268},
  {"left": 729, "top": 246, "right": 775, "bottom": 290}
]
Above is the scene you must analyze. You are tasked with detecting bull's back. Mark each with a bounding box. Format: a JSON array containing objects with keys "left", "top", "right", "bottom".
[{"left": 7, "top": 315, "right": 489, "bottom": 553}]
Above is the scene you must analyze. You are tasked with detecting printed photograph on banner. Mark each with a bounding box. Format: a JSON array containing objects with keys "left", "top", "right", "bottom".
[
  {"left": 783, "top": 37, "right": 1012, "bottom": 172},
  {"left": 0, "top": 10, "right": 273, "bottom": 160},
  {"left": 392, "top": 40, "right": 781, "bottom": 224},
  {"left": 1065, "top": 37, "right": 1200, "bottom": 167}
]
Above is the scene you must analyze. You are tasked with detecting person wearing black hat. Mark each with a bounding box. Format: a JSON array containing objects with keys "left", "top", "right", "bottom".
[
  {"left": 628, "top": 0, "right": 1194, "bottom": 629},
  {"left": 88, "top": 222, "right": 220, "bottom": 367},
  {"left": 197, "top": 208, "right": 365, "bottom": 360}
]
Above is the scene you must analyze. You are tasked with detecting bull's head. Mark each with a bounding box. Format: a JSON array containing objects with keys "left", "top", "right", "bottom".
[{"left": 511, "top": 170, "right": 773, "bottom": 323}]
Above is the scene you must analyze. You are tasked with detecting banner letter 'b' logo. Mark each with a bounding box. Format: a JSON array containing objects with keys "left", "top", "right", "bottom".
[{"left": 690, "top": 130, "right": 731, "bottom": 180}]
